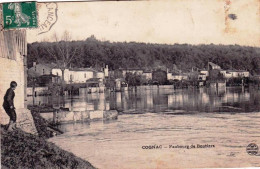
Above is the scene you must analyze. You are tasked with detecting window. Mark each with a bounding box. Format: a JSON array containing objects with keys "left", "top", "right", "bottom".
[
  {"left": 43, "top": 69, "right": 45, "bottom": 75},
  {"left": 84, "top": 73, "right": 86, "bottom": 78}
]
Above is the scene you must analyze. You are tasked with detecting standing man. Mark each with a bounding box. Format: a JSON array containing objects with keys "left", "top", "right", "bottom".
[{"left": 3, "top": 81, "right": 17, "bottom": 131}]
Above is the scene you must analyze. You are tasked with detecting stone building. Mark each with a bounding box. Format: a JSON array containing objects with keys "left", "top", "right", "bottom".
[{"left": 0, "top": 29, "right": 37, "bottom": 134}]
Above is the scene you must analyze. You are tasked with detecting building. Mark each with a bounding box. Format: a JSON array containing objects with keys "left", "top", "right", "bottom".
[
  {"left": 169, "top": 72, "right": 188, "bottom": 81},
  {"left": 0, "top": 29, "right": 37, "bottom": 134},
  {"left": 198, "top": 73, "right": 207, "bottom": 81},
  {"left": 200, "top": 70, "right": 209, "bottom": 76},
  {"left": 0, "top": 30, "right": 26, "bottom": 113},
  {"left": 208, "top": 62, "right": 221, "bottom": 70},
  {"left": 198, "top": 70, "right": 209, "bottom": 81},
  {"left": 37, "top": 74, "right": 61, "bottom": 86},
  {"left": 104, "top": 65, "right": 109, "bottom": 77},
  {"left": 28, "top": 62, "right": 56, "bottom": 77},
  {"left": 120, "top": 68, "right": 144, "bottom": 77},
  {"left": 220, "top": 70, "right": 250, "bottom": 78},
  {"left": 143, "top": 70, "right": 153, "bottom": 80},
  {"left": 52, "top": 67, "right": 105, "bottom": 84},
  {"left": 167, "top": 71, "right": 173, "bottom": 81}
]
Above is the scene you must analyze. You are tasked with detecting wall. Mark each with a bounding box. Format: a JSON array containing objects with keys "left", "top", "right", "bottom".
[
  {"left": 28, "top": 64, "right": 52, "bottom": 76},
  {"left": 167, "top": 73, "right": 173, "bottom": 80},
  {"left": 52, "top": 69, "right": 95, "bottom": 83},
  {"left": 73, "top": 71, "right": 94, "bottom": 83},
  {"left": 96, "top": 72, "right": 105, "bottom": 79},
  {"left": 0, "top": 57, "right": 25, "bottom": 112},
  {"left": 0, "top": 30, "right": 37, "bottom": 134}
]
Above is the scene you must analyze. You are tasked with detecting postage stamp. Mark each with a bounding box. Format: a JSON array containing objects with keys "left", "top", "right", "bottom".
[{"left": 2, "top": 2, "right": 37, "bottom": 29}]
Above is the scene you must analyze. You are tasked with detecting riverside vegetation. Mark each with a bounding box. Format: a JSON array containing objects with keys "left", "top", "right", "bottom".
[
  {"left": 1, "top": 111, "right": 96, "bottom": 169},
  {"left": 28, "top": 36, "right": 260, "bottom": 75}
]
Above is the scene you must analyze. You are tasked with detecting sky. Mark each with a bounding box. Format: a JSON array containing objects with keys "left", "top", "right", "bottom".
[{"left": 27, "top": 0, "right": 260, "bottom": 47}]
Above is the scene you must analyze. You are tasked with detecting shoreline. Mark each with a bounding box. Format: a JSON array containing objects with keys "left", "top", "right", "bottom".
[{"left": 1, "top": 110, "right": 96, "bottom": 169}]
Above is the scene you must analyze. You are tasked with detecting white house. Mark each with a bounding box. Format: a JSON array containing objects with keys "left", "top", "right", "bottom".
[
  {"left": 198, "top": 73, "right": 207, "bottom": 81},
  {"left": 200, "top": 70, "right": 209, "bottom": 76},
  {"left": 198, "top": 70, "right": 209, "bottom": 81},
  {"left": 167, "top": 72, "right": 173, "bottom": 80},
  {"left": 121, "top": 68, "right": 144, "bottom": 77},
  {"left": 220, "top": 70, "right": 250, "bottom": 78},
  {"left": 208, "top": 62, "right": 221, "bottom": 70},
  {"left": 170, "top": 73, "right": 188, "bottom": 81},
  {"left": 52, "top": 68, "right": 105, "bottom": 84},
  {"left": 143, "top": 71, "right": 152, "bottom": 80}
]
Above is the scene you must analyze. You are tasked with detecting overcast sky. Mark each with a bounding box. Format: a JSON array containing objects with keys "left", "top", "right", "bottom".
[{"left": 27, "top": 0, "right": 260, "bottom": 47}]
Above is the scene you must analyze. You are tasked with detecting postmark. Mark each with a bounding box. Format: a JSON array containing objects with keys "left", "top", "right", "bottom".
[
  {"left": 2, "top": 2, "right": 37, "bottom": 29},
  {"left": 246, "top": 143, "right": 259, "bottom": 156},
  {"left": 37, "top": 3, "right": 58, "bottom": 35}
]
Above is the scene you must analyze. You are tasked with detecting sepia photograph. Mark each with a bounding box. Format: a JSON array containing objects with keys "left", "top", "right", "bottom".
[{"left": 0, "top": 0, "right": 260, "bottom": 168}]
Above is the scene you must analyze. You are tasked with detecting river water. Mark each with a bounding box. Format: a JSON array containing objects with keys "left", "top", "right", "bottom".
[{"left": 40, "top": 86, "right": 260, "bottom": 168}]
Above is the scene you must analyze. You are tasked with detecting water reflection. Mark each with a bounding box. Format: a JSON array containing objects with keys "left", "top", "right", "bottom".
[
  {"left": 47, "top": 86, "right": 260, "bottom": 168},
  {"left": 27, "top": 86, "right": 260, "bottom": 113}
]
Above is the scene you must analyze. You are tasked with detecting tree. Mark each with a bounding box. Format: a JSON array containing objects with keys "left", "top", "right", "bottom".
[
  {"left": 45, "top": 31, "right": 82, "bottom": 84},
  {"left": 152, "top": 69, "right": 167, "bottom": 85}
]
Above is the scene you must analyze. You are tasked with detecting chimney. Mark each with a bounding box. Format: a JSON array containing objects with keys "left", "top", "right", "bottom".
[
  {"left": 33, "top": 62, "right": 36, "bottom": 67},
  {"left": 105, "top": 65, "right": 109, "bottom": 77}
]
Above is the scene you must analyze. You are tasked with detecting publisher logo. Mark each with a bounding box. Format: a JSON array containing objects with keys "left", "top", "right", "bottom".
[{"left": 246, "top": 143, "right": 258, "bottom": 156}]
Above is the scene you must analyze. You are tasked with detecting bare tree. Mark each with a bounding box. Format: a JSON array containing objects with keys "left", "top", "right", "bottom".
[
  {"left": 46, "top": 31, "right": 81, "bottom": 82},
  {"left": 45, "top": 31, "right": 82, "bottom": 94}
]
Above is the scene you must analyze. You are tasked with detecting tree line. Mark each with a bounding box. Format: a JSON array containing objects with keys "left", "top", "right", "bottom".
[{"left": 27, "top": 35, "right": 260, "bottom": 75}]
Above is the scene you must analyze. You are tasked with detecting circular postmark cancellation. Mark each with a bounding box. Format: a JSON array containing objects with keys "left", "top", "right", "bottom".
[
  {"left": 37, "top": 2, "right": 58, "bottom": 35},
  {"left": 246, "top": 143, "right": 259, "bottom": 156}
]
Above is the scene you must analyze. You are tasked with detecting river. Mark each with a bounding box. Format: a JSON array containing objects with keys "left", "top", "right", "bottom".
[{"left": 30, "top": 86, "right": 260, "bottom": 168}]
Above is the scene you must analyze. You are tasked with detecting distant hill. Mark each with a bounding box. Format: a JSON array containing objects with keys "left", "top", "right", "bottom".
[{"left": 27, "top": 37, "right": 260, "bottom": 75}]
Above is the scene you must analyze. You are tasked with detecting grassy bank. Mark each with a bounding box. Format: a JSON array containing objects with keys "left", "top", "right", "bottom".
[{"left": 1, "top": 111, "right": 96, "bottom": 169}]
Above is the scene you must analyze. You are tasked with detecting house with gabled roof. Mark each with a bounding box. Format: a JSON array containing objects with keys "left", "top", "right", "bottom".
[
  {"left": 208, "top": 62, "right": 221, "bottom": 70},
  {"left": 220, "top": 69, "right": 250, "bottom": 78},
  {"left": 28, "top": 62, "right": 57, "bottom": 77},
  {"left": 52, "top": 67, "right": 105, "bottom": 84}
]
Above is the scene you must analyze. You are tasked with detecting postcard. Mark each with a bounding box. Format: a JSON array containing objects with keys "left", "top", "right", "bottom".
[{"left": 0, "top": 0, "right": 260, "bottom": 169}]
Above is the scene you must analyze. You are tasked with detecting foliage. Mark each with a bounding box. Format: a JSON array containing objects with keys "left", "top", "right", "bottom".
[
  {"left": 27, "top": 36, "right": 260, "bottom": 75},
  {"left": 152, "top": 69, "right": 167, "bottom": 85},
  {"left": 208, "top": 70, "right": 225, "bottom": 82},
  {"left": 125, "top": 72, "right": 142, "bottom": 86},
  {"left": 1, "top": 123, "right": 95, "bottom": 169}
]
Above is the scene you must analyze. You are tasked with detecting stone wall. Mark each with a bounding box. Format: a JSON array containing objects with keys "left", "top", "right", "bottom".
[
  {"left": 0, "top": 30, "right": 37, "bottom": 134},
  {"left": 0, "top": 57, "right": 25, "bottom": 123}
]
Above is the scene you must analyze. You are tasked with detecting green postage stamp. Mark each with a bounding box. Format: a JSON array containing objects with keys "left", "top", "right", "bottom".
[{"left": 2, "top": 2, "right": 37, "bottom": 29}]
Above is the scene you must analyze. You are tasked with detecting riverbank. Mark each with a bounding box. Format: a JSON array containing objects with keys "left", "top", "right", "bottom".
[{"left": 1, "top": 111, "right": 96, "bottom": 169}]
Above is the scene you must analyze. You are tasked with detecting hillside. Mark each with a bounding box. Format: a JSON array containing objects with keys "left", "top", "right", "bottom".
[{"left": 27, "top": 37, "right": 260, "bottom": 75}]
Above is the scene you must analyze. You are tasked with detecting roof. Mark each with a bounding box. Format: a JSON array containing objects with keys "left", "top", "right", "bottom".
[
  {"left": 172, "top": 72, "right": 188, "bottom": 76},
  {"left": 208, "top": 62, "right": 220, "bottom": 67},
  {"left": 28, "top": 69, "right": 40, "bottom": 77},
  {"left": 143, "top": 70, "right": 152, "bottom": 73},
  {"left": 86, "top": 78, "right": 102, "bottom": 84},
  {"left": 31, "top": 63, "right": 57, "bottom": 69},
  {"left": 115, "top": 78, "right": 125, "bottom": 82},
  {"left": 69, "top": 68, "right": 101, "bottom": 72},
  {"left": 39, "top": 74, "right": 59, "bottom": 77},
  {"left": 119, "top": 68, "right": 144, "bottom": 71},
  {"left": 226, "top": 70, "right": 249, "bottom": 73}
]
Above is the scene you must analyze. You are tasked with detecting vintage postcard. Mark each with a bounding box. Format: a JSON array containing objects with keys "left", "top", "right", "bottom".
[{"left": 1, "top": 0, "right": 260, "bottom": 169}]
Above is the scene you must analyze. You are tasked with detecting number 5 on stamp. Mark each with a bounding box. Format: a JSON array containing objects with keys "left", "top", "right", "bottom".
[{"left": 2, "top": 2, "right": 38, "bottom": 29}]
